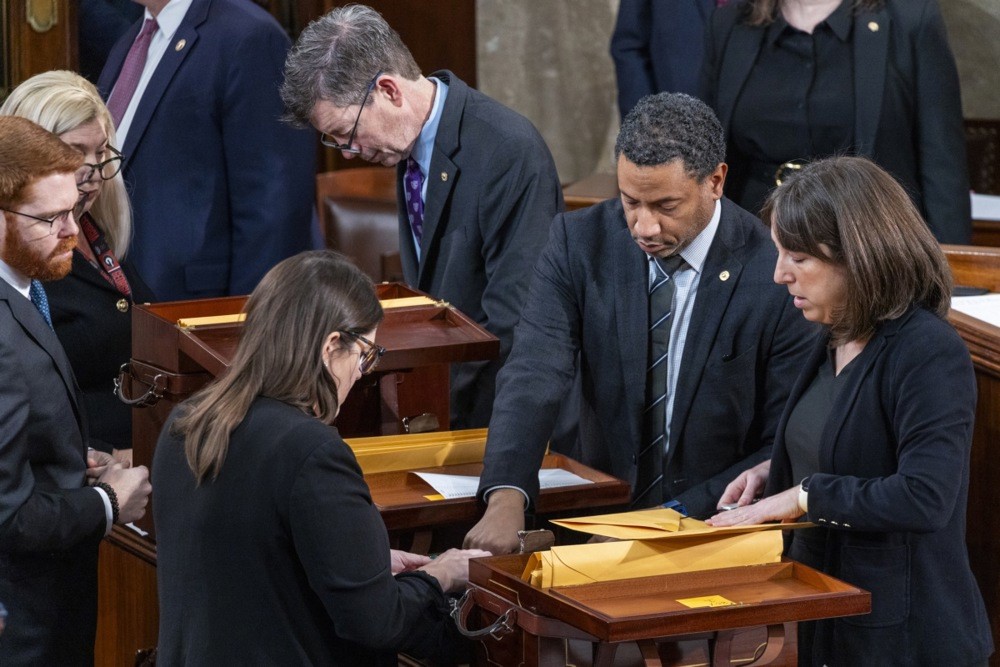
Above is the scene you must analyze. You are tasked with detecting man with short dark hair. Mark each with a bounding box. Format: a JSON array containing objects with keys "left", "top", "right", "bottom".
[
  {"left": 281, "top": 5, "right": 564, "bottom": 429},
  {"left": 465, "top": 93, "right": 816, "bottom": 554},
  {"left": 0, "top": 116, "right": 151, "bottom": 666}
]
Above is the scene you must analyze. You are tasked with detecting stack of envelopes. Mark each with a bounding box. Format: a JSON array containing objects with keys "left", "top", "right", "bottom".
[
  {"left": 344, "top": 428, "right": 488, "bottom": 474},
  {"left": 522, "top": 508, "right": 805, "bottom": 587}
]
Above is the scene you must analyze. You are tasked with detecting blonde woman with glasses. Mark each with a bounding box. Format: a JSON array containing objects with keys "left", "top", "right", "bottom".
[{"left": 1, "top": 70, "right": 155, "bottom": 463}]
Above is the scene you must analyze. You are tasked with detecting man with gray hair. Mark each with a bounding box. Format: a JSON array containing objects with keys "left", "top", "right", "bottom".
[
  {"left": 465, "top": 93, "right": 815, "bottom": 554},
  {"left": 282, "top": 4, "right": 563, "bottom": 429}
]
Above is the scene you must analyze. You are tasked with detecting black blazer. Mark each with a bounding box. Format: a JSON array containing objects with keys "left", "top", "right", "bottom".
[
  {"left": 46, "top": 250, "right": 155, "bottom": 452},
  {"left": 610, "top": 0, "right": 716, "bottom": 117},
  {"left": 702, "top": 0, "right": 970, "bottom": 244},
  {"left": 153, "top": 398, "right": 458, "bottom": 666},
  {"left": 0, "top": 278, "right": 107, "bottom": 666},
  {"left": 766, "top": 308, "right": 993, "bottom": 665},
  {"left": 396, "top": 71, "right": 564, "bottom": 430},
  {"left": 479, "top": 198, "right": 816, "bottom": 518}
]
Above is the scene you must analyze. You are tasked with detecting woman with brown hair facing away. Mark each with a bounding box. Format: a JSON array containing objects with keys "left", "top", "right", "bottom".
[{"left": 153, "top": 250, "right": 488, "bottom": 666}]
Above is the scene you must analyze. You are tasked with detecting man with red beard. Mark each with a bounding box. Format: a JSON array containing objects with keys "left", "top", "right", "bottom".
[{"left": 0, "top": 116, "right": 152, "bottom": 666}]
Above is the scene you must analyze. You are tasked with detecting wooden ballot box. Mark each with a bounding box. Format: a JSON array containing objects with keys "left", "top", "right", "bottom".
[
  {"left": 120, "top": 283, "right": 497, "bottom": 537},
  {"left": 460, "top": 554, "right": 870, "bottom": 667}
]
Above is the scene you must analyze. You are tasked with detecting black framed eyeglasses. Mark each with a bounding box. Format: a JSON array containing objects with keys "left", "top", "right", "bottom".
[
  {"left": 320, "top": 70, "right": 383, "bottom": 154},
  {"left": 0, "top": 206, "right": 74, "bottom": 235},
  {"left": 339, "top": 330, "right": 386, "bottom": 375},
  {"left": 77, "top": 145, "right": 125, "bottom": 183}
]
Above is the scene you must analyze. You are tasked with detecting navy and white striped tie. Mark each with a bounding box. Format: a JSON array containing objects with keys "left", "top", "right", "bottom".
[{"left": 632, "top": 255, "right": 684, "bottom": 507}]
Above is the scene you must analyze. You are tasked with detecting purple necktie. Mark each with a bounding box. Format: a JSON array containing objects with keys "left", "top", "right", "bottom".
[
  {"left": 404, "top": 157, "right": 425, "bottom": 243},
  {"left": 716, "top": 0, "right": 728, "bottom": 5},
  {"left": 106, "top": 18, "right": 158, "bottom": 127}
]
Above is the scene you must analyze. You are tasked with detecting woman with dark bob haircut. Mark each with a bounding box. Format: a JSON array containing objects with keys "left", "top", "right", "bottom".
[
  {"left": 708, "top": 157, "right": 993, "bottom": 665},
  {"left": 152, "top": 250, "right": 488, "bottom": 666}
]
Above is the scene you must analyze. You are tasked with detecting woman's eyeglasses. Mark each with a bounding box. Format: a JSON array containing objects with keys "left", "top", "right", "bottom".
[
  {"left": 339, "top": 330, "right": 386, "bottom": 375},
  {"left": 77, "top": 145, "right": 125, "bottom": 183}
]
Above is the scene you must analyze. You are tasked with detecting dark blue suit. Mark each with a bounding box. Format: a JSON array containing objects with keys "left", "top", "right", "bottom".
[
  {"left": 97, "top": 0, "right": 317, "bottom": 300},
  {"left": 766, "top": 308, "right": 993, "bottom": 665},
  {"left": 478, "top": 198, "right": 816, "bottom": 518},
  {"left": 610, "top": 0, "right": 716, "bottom": 118}
]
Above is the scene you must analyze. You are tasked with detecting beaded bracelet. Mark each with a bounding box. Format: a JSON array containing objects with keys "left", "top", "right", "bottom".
[{"left": 95, "top": 482, "right": 120, "bottom": 525}]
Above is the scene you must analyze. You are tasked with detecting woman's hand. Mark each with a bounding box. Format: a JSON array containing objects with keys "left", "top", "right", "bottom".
[
  {"left": 706, "top": 485, "right": 804, "bottom": 527},
  {"left": 716, "top": 459, "right": 771, "bottom": 508},
  {"left": 390, "top": 549, "right": 431, "bottom": 574},
  {"left": 418, "top": 548, "right": 492, "bottom": 594}
]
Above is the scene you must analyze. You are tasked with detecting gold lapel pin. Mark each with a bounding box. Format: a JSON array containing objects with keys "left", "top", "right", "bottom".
[
  {"left": 440, "top": 172, "right": 448, "bottom": 182},
  {"left": 175, "top": 38, "right": 187, "bottom": 51},
  {"left": 719, "top": 270, "right": 730, "bottom": 281},
  {"left": 868, "top": 21, "right": 879, "bottom": 32}
]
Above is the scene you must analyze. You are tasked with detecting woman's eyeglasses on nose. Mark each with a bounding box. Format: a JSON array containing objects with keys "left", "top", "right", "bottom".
[
  {"left": 338, "top": 330, "right": 386, "bottom": 375},
  {"left": 76, "top": 145, "right": 124, "bottom": 183}
]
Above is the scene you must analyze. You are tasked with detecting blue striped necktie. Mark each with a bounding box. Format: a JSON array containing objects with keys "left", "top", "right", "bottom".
[{"left": 632, "top": 255, "right": 685, "bottom": 507}]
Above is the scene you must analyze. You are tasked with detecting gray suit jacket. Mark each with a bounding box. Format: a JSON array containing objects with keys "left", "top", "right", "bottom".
[
  {"left": 396, "top": 71, "right": 564, "bottom": 429},
  {"left": 478, "top": 197, "right": 816, "bottom": 518},
  {"left": 0, "top": 279, "right": 106, "bottom": 666}
]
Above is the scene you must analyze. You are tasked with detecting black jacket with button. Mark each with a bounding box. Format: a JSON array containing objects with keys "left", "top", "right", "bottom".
[
  {"left": 766, "top": 307, "right": 993, "bottom": 665},
  {"left": 46, "top": 250, "right": 155, "bottom": 452}
]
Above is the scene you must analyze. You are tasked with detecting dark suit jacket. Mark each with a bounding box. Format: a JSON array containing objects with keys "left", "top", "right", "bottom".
[
  {"left": 46, "top": 250, "right": 155, "bottom": 453},
  {"left": 0, "top": 278, "right": 107, "bottom": 666},
  {"left": 153, "top": 397, "right": 458, "bottom": 666},
  {"left": 97, "top": 0, "right": 317, "bottom": 300},
  {"left": 765, "top": 308, "right": 993, "bottom": 665},
  {"left": 396, "top": 71, "right": 564, "bottom": 429},
  {"left": 611, "top": 0, "right": 716, "bottom": 117},
  {"left": 701, "top": 0, "right": 970, "bottom": 244},
  {"left": 478, "top": 198, "right": 815, "bottom": 518}
]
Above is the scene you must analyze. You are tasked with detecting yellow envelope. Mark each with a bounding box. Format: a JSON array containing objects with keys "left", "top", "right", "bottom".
[
  {"left": 553, "top": 508, "right": 812, "bottom": 540},
  {"left": 522, "top": 530, "right": 783, "bottom": 587},
  {"left": 550, "top": 507, "right": 683, "bottom": 540},
  {"left": 345, "top": 429, "right": 488, "bottom": 473}
]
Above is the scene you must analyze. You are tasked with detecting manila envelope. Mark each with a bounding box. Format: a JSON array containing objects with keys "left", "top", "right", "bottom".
[{"left": 522, "top": 530, "right": 783, "bottom": 588}]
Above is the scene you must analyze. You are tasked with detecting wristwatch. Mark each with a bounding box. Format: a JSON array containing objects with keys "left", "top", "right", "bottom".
[{"left": 797, "top": 475, "right": 811, "bottom": 513}]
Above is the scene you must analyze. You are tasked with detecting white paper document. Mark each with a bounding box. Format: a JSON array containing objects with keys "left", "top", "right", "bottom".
[
  {"left": 952, "top": 293, "right": 1000, "bottom": 329},
  {"left": 972, "top": 193, "right": 1000, "bottom": 222},
  {"left": 413, "top": 468, "right": 594, "bottom": 499}
]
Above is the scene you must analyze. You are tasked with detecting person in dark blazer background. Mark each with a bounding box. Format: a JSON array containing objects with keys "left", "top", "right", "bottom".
[
  {"left": 281, "top": 5, "right": 564, "bottom": 430},
  {"left": 1, "top": 70, "right": 155, "bottom": 461},
  {"left": 97, "top": 0, "right": 317, "bottom": 301},
  {"left": 701, "top": 0, "right": 971, "bottom": 244},
  {"left": 154, "top": 251, "right": 487, "bottom": 666},
  {"left": 709, "top": 156, "right": 993, "bottom": 666},
  {"left": 610, "top": 0, "right": 716, "bottom": 118},
  {"left": 463, "top": 93, "right": 815, "bottom": 555},
  {"left": 0, "top": 116, "right": 151, "bottom": 667}
]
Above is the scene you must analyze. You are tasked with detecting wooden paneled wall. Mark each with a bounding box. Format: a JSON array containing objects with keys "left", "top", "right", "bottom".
[{"left": 1, "top": 0, "right": 77, "bottom": 98}]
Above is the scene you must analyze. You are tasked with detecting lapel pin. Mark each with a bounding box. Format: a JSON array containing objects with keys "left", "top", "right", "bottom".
[
  {"left": 868, "top": 21, "right": 879, "bottom": 32},
  {"left": 440, "top": 172, "right": 448, "bottom": 182},
  {"left": 175, "top": 38, "right": 187, "bottom": 51},
  {"left": 719, "top": 270, "right": 730, "bottom": 281}
]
